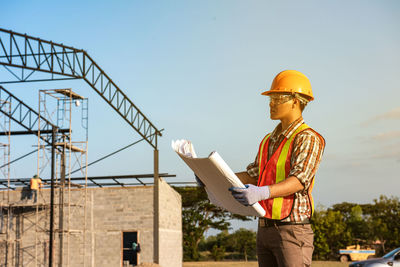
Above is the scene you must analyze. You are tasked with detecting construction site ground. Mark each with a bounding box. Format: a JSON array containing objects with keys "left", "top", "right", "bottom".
[{"left": 183, "top": 261, "right": 348, "bottom": 267}]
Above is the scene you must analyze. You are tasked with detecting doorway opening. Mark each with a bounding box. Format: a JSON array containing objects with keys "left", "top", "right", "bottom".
[{"left": 122, "top": 231, "right": 139, "bottom": 266}]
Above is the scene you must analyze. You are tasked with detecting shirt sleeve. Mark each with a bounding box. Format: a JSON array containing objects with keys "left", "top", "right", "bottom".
[
  {"left": 246, "top": 154, "right": 259, "bottom": 179},
  {"left": 289, "top": 130, "right": 325, "bottom": 193}
]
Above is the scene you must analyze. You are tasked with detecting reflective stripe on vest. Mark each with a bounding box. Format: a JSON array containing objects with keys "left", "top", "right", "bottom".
[
  {"left": 258, "top": 123, "right": 310, "bottom": 220},
  {"left": 258, "top": 133, "right": 271, "bottom": 168}
]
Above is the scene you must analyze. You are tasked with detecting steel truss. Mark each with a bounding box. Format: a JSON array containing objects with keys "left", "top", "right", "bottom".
[
  {"left": 0, "top": 86, "right": 66, "bottom": 146},
  {"left": 0, "top": 28, "right": 161, "bottom": 149}
]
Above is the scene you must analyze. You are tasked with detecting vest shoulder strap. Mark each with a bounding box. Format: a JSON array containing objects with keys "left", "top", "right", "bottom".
[
  {"left": 258, "top": 133, "right": 271, "bottom": 167},
  {"left": 276, "top": 123, "right": 310, "bottom": 169}
]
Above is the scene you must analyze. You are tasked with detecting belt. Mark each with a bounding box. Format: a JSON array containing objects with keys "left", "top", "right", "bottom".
[{"left": 258, "top": 218, "right": 310, "bottom": 228}]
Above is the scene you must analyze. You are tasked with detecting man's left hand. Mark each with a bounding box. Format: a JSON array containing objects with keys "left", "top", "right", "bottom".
[{"left": 229, "top": 184, "right": 270, "bottom": 206}]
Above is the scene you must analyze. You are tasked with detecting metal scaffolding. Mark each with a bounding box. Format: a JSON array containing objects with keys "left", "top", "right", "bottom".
[
  {"left": 0, "top": 28, "right": 165, "bottom": 265},
  {"left": 37, "top": 89, "right": 88, "bottom": 267},
  {"left": 0, "top": 99, "right": 11, "bottom": 266},
  {"left": 0, "top": 86, "right": 91, "bottom": 266},
  {"left": 0, "top": 85, "right": 57, "bottom": 266}
]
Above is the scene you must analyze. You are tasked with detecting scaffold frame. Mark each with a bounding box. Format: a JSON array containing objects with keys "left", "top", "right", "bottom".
[{"left": 38, "top": 88, "right": 89, "bottom": 267}]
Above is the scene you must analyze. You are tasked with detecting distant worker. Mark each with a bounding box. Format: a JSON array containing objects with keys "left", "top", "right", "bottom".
[
  {"left": 30, "top": 174, "right": 43, "bottom": 202},
  {"left": 132, "top": 242, "right": 141, "bottom": 266},
  {"left": 229, "top": 70, "right": 326, "bottom": 267},
  {"left": 132, "top": 241, "right": 141, "bottom": 253}
]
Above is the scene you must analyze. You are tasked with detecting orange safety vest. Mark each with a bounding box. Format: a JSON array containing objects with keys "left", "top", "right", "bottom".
[{"left": 257, "top": 123, "right": 318, "bottom": 220}]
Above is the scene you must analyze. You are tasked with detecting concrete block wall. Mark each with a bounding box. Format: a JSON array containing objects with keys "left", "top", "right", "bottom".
[
  {"left": 90, "top": 186, "right": 156, "bottom": 266},
  {"left": 0, "top": 180, "right": 182, "bottom": 267},
  {"left": 159, "top": 180, "right": 183, "bottom": 267}
]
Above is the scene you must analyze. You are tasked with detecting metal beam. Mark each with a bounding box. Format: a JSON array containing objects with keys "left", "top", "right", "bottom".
[
  {"left": 0, "top": 173, "right": 176, "bottom": 187},
  {"left": 49, "top": 127, "right": 56, "bottom": 267},
  {"left": 0, "top": 129, "right": 69, "bottom": 136},
  {"left": 0, "top": 149, "right": 37, "bottom": 168},
  {"left": 154, "top": 148, "right": 160, "bottom": 264},
  {"left": 0, "top": 180, "right": 195, "bottom": 188},
  {"left": 70, "top": 133, "right": 163, "bottom": 175},
  {"left": 0, "top": 28, "right": 161, "bottom": 149}
]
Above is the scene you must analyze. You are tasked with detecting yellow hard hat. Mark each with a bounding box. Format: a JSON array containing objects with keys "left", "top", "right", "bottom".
[{"left": 262, "top": 70, "right": 314, "bottom": 101}]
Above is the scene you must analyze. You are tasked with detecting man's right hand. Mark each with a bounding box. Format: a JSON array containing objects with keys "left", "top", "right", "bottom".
[{"left": 195, "top": 174, "right": 205, "bottom": 187}]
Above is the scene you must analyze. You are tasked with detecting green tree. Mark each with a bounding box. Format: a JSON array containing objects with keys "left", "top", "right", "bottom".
[
  {"left": 174, "top": 186, "right": 250, "bottom": 261},
  {"left": 210, "top": 244, "right": 226, "bottom": 261},
  {"left": 368, "top": 217, "right": 389, "bottom": 255},
  {"left": 200, "top": 230, "right": 229, "bottom": 253},
  {"left": 201, "top": 228, "right": 257, "bottom": 261},
  {"left": 311, "top": 208, "right": 330, "bottom": 260},
  {"left": 225, "top": 228, "right": 256, "bottom": 261},
  {"left": 331, "top": 196, "right": 400, "bottom": 255},
  {"left": 347, "top": 205, "right": 370, "bottom": 241},
  {"left": 312, "top": 208, "right": 352, "bottom": 260},
  {"left": 363, "top": 196, "right": 400, "bottom": 253}
]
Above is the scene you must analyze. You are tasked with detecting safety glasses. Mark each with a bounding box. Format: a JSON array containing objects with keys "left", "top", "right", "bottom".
[{"left": 269, "top": 94, "right": 294, "bottom": 105}]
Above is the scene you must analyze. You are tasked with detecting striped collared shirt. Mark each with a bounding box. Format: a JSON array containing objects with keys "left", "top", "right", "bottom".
[{"left": 247, "top": 117, "right": 325, "bottom": 222}]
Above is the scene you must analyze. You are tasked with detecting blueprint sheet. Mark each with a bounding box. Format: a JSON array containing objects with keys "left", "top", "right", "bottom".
[{"left": 172, "top": 139, "right": 266, "bottom": 217}]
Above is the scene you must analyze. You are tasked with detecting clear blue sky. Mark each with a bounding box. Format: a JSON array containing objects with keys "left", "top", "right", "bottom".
[{"left": 1, "top": 0, "right": 400, "bottom": 233}]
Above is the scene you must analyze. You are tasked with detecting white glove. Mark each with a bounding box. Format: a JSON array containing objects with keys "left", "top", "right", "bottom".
[{"left": 229, "top": 184, "right": 270, "bottom": 206}]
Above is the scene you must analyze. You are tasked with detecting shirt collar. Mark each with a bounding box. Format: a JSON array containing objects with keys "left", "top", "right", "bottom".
[{"left": 272, "top": 117, "right": 305, "bottom": 140}]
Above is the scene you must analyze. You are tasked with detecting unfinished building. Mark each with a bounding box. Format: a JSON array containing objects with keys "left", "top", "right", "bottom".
[
  {"left": 0, "top": 28, "right": 182, "bottom": 267},
  {"left": 0, "top": 179, "right": 181, "bottom": 266}
]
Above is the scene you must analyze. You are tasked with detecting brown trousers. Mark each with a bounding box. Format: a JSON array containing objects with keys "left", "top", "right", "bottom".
[{"left": 257, "top": 224, "right": 314, "bottom": 267}]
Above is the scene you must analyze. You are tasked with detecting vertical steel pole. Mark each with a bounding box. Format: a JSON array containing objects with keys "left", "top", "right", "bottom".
[
  {"left": 49, "top": 127, "right": 56, "bottom": 267},
  {"left": 58, "top": 143, "right": 65, "bottom": 267},
  {"left": 153, "top": 135, "right": 159, "bottom": 264}
]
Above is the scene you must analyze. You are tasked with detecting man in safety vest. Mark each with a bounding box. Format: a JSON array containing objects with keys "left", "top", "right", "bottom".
[
  {"left": 30, "top": 174, "right": 43, "bottom": 202},
  {"left": 230, "top": 70, "right": 325, "bottom": 267}
]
